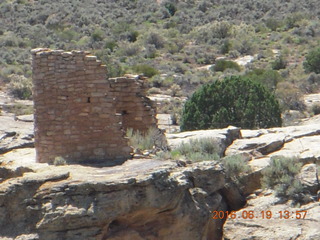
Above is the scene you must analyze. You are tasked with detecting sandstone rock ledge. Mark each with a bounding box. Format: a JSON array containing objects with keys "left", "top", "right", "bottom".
[{"left": 0, "top": 158, "right": 244, "bottom": 240}]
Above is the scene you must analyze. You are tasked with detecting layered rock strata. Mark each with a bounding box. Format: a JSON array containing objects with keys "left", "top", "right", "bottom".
[{"left": 0, "top": 158, "right": 244, "bottom": 240}]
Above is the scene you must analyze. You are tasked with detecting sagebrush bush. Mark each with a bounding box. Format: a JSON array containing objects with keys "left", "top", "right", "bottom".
[
  {"left": 221, "top": 154, "right": 251, "bottom": 182},
  {"left": 265, "top": 18, "right": 283, "bottom": 31},
  {"left": 261, "top": 156, "right": 303, "bottom": 200},
  {"left": 311, "top": 103, "right": 320, "bottom": 115},
  {"left": 145, "top": 32, "right": 165, "bottom": 49},
  {"left": 173, "top": 138, "right": 220, "bottom": 162},
  {"left": 126, "top": 128, "right": 166, "bottom": 151},
  {"left": 8, "top": 74, "right": 32, "bottom": 100},
  {"left": 3, "top": 103, "right": 33, "bottom": 116},
  {"left": 271, "top": 55, "right": 287, "bottom": 70},
  {"left": 53, "top": 156, "right": 67, "bottom": 166},
  {"left": 213, "top": 60, "right": 241, "bottom": 72},
  {"left": 303, "top": 47, "right": 320, "bottom": 74},
  {"left": 244, "top": 69, "right": 282, "bottom": 91},
  {"left": 132, "top": 64, "right": 159, "bottom": 78},
  {"left": 275, "top": 82, "right": 305, "bottom": 111}
]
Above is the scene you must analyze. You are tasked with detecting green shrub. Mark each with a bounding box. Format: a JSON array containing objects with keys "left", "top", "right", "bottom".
[
  {"left": 53, "top": 156, "right": 67, "bottom": 166},
  {"left": 275, "top": 82, "right": 305, "bottom": 111},
  {"left": 57, "top": 28, "right": 78, "bottom": 42},
  {"left": 311, "top": 103, "right": 320, "bottom": 115},
  {"left": 126, "top": 128, "right": 166, "bottom": 151},
  {"left": 271, "top": 55, "right": 287, "bottom": 70},
  {"left": 8, "top": 74, "right": 32, "bottom": 100},
  {"left": 145, "top": 32, "right": 165, "bottom": 49},
  {"left": 261, "top": 156, "right": 303, "bottom": 200},
  {"left": 164, "top": 2, "right": 177, "bottom": 16},
  {"left": 220, "top": 40, "right": 231, "bottom": 54},
  {"left": 91, "top": 28, "right": 104, "bottom": 42},
  {"left": 132, "top": 64, "right": 159, "bottom": 78},
  {"left": 285, "top": 13, "right": 304, "bottom": 29},
  {"left": 3, "top": 103, "right": 34, "bottom": 116},
  {"left": 244, "top": 69, "right": 282, "bottom": 91},
  {"left": 168, "top": 83, "right": 182, "bottom": 97},
  {"left": 173, "top": 138, "right": 220, "bottom": 162},
  {"left": 213, "top": 59, "right": 241, "bottom": 72},
  {"left": 265, "top": 18, "right": 283, "bottom": 31},
  {"left": 181, "top": 76, "right": 282, "bottom": 131},
  {"left": 127, "top": 31, "right": 139, "bottom": 42},
  {"left": 105, "top": 40, "right": 118, "bottom": 52},
  {"left": 221, "top": 155, "right": 251, "bottom": 182},
  {"left": 192, "top": 21, "right": 231, "bottom": 44},
  {"left": 303, "top": 48, "right": 320, "bottom": 74}
]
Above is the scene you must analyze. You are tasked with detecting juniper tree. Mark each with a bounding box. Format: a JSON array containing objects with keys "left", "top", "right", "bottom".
[{"left": 181, "top": 76, "right": 282, "bottom": 131}]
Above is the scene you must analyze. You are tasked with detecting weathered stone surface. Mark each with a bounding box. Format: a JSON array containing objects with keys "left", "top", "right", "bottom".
[
  {"left": 0, "top": 131, "right": 34, "bottom": 154},
  {"left": 0, "top": 158, "right": 243, "bottom": 240},
  {"left": 0, "top": 116, "right": 34, "bottom": 155},
  {"left": 298, "top": 163, "right": 320, "bottom": 194},
  {"left": 270, "top": 135, "right": 320, "bottom": 163},
  {"left": 226, "top": 132, "right": 286, "bottom": 156},
  {"left": 15, "top": 115, "right": 34, "bottom": 122},
  {"left": 226, "top": 124, "right": 320, "bottom": 158},
  {"left": 223, "top": 192, "right": 320, "bottom": 240},
  {"left": 223, "top": 124, "right": 320, "bottom": 240},
  {"left": 167, "top": 126, "right": 241, "bottom": 156},
  {"left": 300, "top": 114, "right": 320, "bottom": 125}
]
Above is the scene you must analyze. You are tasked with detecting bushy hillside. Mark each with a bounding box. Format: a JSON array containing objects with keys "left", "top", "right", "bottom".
[{"left": 1, "top": 0, "right": 320, "bottom": 123}]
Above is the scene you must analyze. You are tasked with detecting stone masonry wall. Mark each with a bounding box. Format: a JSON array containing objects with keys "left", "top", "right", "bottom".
[
  {"left": 109, "top": 75, "right": 157, "bottom": 132},
  {"left": 31, "top": 48, "right": 157, "bottom": 164}
]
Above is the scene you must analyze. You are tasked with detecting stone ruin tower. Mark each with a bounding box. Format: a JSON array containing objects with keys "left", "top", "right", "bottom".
[{"left": 31, "top": 48, "right": 157, "bottom": 164}]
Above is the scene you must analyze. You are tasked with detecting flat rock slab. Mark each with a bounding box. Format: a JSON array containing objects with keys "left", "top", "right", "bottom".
[
  {"left": 15, "top": 114, "right": 34, "bottom": 122},
  {"left": 226, "top": 132, "right": 286, "bottom": 156},
  {"left": 0, "top": 148, "right": 36, "bottom": 165},
  {"left": 226, "top": 124, "right": 320, "bottom": 158},
  {"left": 0, "top": 116, "right": 33, "bottom": 134},
  {"left": 270, "top": 135, "right": 320, "bottom": 162}
]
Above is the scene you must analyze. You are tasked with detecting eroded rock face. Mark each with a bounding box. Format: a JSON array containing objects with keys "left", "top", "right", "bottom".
[
  {"left": 0, "top": 159, "right": 244, "bottom": 240},
  {"left": 167, "top": 124, "right": 320, "bottom": 240}
]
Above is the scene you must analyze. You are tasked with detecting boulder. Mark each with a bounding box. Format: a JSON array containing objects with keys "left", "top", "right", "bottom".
[{"left": 298, "top": 163, "right": 320, "bottom": 194}]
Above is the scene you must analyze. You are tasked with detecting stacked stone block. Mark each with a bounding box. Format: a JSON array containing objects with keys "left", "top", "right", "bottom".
[
  {"left": 109, "top": 75, "right": 157, "bottom": 133},
  {"left": 31, "top": 48, "right": 156, "bottom": 164}
]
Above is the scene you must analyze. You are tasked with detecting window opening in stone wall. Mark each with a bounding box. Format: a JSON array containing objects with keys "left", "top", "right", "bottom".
[{"left": 87, "top": 97, "right": 91, "bottom": 103}]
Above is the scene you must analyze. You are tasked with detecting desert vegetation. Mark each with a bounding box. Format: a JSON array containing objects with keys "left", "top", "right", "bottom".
[
  {"left": 0, "top": 0, "right": 320, "bottom": 125},
  {"left": 181, "top": 76, "right": 282, "bottom": 131},
  {"left": 261, "top": 156, "right": 309, "bottom": 204}
]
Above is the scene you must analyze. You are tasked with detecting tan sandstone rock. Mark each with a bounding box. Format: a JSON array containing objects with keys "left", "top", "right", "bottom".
[{"left": 0, "top": 158, "right": 244, "bottom": 240}]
